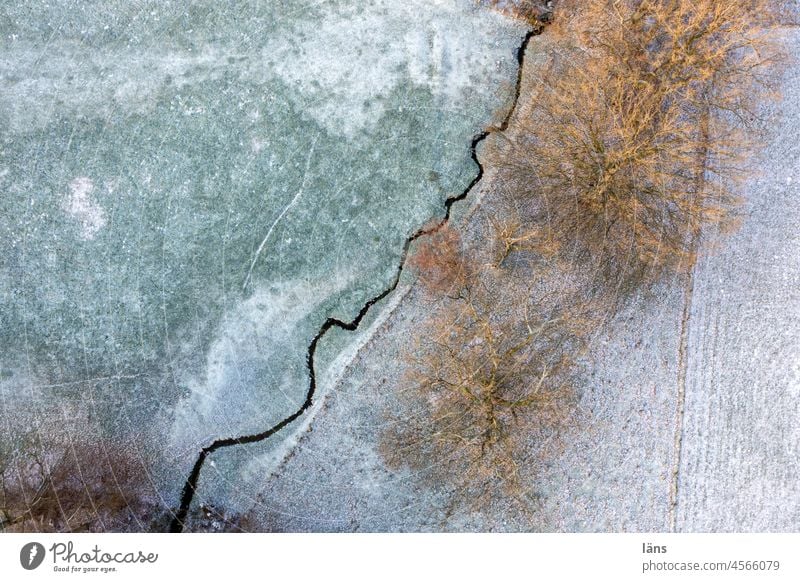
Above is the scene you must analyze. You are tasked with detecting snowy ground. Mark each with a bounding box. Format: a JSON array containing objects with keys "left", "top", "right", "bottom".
[{"left": 674, "top": 29, "right": 800, "bottom": 531}]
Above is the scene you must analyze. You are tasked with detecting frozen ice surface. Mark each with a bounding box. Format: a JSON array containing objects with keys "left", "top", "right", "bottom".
[{"left": 0, "top": 0, "right": 527, "bottom": 515}]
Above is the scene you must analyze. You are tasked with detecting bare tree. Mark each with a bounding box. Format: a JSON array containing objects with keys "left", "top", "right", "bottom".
[
  {"left": 407, "top": 224, "right": 471, "bottom": 297},
  {"left": 1, "top": 422, "right": 163, "bottom": 532},
  {"left": 490, "top": 0, "right": 789, "bottom": 287}
]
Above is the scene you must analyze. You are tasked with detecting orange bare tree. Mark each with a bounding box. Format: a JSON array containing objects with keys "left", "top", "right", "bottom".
[{"left": 382, "top": 253, "right": 596, "bottom": 515}]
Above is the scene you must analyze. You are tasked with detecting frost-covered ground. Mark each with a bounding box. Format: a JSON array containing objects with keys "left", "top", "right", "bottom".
[{"left": 0, "top": 0, "right": 527, "bottom": 526}]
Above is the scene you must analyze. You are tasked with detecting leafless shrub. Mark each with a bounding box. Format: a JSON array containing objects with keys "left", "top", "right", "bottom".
[
  {"left": 487, "top": 213, "right": 561, "bottom": 267},
  {"left": 1, "top": 430, "right": 162, "bottom": 532}
]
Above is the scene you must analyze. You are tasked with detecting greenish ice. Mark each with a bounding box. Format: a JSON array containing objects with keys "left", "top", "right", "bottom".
[{"left": 0, "top": 0, "right": 526, "bottom": 522}]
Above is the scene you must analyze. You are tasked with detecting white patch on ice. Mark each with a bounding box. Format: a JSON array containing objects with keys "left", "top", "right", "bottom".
[
  {"left": 63, "top": 177, "right": 106, "bottom": 240},
  {"left": 250, "top": 137, "right": 266, "bottom": 153},
  {"left": 0, "top": 44, "right": 242, "bottom": 132},
  {"left": 264, "top": 0, "right": 521, "bottom": 137},
  {"left": 1, "top": 2, "right": 521, "bottom": 138}
]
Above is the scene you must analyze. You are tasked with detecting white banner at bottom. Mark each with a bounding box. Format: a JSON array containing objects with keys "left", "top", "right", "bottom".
[{"left": 1, "top": 533, "right": 798, "bottom": 582}]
